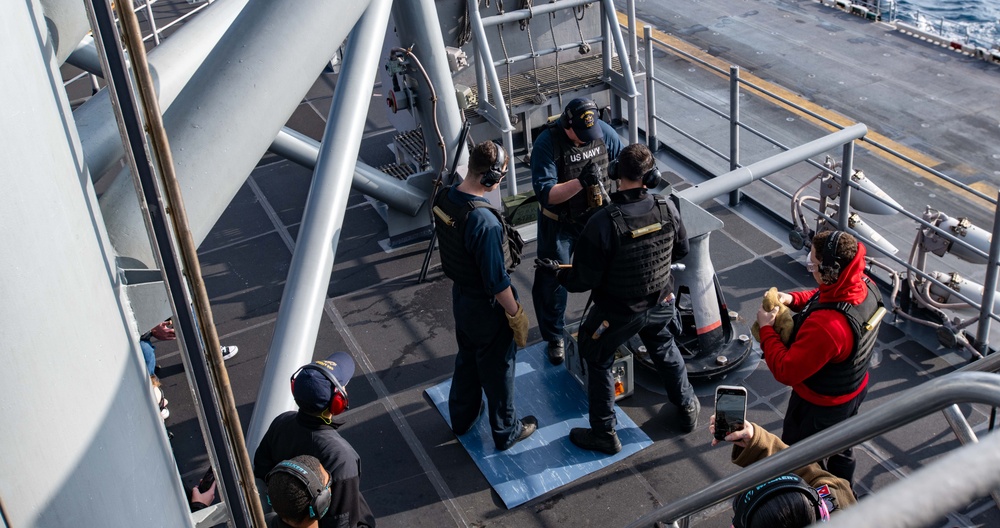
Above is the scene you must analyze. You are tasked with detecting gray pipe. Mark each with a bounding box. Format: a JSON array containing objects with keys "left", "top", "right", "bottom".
[
  {"left": 481, "top": 0, "right": 593, "bottom": 27},
  {"left": 66, "top": 34, "right": 101, "bottom": 73},
  {"left": 246, "top": 0, "right": 393, "bottom": 458},
  {"left": 824, "top": 427, "right": 1000, "bottom": 528},
  {"left": 678, "top": 124, "right": 868, "bottom": 205},
  {"left": 270, "top": 127, "right": 427, "bottom": 217},
  {"left": 98, "top": 0, "right": 370, "bottom": 270},
  {"left": 74, "top": 0, "right": 250, "bottom": 183},
  {"left": 40, "top": 0, "right": 90, "bottom": 64}
]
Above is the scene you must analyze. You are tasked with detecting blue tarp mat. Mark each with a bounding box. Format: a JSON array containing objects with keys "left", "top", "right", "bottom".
[{"left": 425, "top": 341, "right": 654, "bottom": 508}]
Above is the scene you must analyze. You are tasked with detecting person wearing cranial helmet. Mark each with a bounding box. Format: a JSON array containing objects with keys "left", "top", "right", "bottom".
[
  {"left": 755, "top": 230, "right": 885, "bottom": 491},
  {"left": 530, "top": 97, "right": 624, "bottom": 366},
  {"left": 254, "top": 352, "right": 376, "bottom": 527}
]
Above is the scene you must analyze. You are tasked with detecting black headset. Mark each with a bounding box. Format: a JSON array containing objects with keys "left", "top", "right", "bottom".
[
  {"left": 480, "top": 142, "right": 507, "bottom": 188},
  {"left": 265, "top": 460, "right": 332, "bottom": 520},
  {"left": 608, "top": 157, "right": 662, "bottom": 188},
  {"left": 290, "top": 363, "right": 349, "bottom": 416},
  {"left": 558, "top": 98, "right": 599, "bottom": 131},
  {"left": 820, "top": 230, "right": 846, "bottom": 282},
  {"left": 731, "top": 474, "right": 824, "bottom": 528}
]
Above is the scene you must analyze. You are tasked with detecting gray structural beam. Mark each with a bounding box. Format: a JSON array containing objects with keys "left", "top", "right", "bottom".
[
  {"left": 98, "top": 0, "right": 370, "bottom": 272},
  {"left": 66, "top": 34, "right": 101, "bottom": 73},
  {"left": 600, "top": 0, "right": 639, "bottom": 143},
  {"left": 391, "top": 0, "right": 467, "bottom": 177},
  {"left": 74, "top": 0, "right": 250, "bottom": 183},
  {"left": 40, "top": 0, "right": 90, "bottom": 64},
  {"left": 0, "top": 1, "right": 192, "bottom": 525},
  {"left": 270, "top": 127, "right": 427, "bottom": 217},
  {"left": 246, "top": 0, "right": 394, "bottom": 457}
]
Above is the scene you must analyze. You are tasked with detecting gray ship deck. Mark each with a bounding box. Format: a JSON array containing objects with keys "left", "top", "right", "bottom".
[{"left": 147, "top": 1, "right": 1000, "bottom": 526}]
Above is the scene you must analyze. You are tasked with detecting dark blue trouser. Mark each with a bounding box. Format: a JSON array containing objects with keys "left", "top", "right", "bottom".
[
  {"left": 448, "top": 284, "right": 523, "bottom": 450},
  {"left": 782, "top": 384, "right": 868, "bottom": 487},
  {"left": 577, "top": 300, "right": 695, "bottom": 434},
  {"left": 531, "top": 213, "right": 584, "bottom": 343}
]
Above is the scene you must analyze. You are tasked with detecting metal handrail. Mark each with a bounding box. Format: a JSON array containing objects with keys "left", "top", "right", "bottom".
[{"left": 624, "top": 371, "right": 1000, "bottom": 527}]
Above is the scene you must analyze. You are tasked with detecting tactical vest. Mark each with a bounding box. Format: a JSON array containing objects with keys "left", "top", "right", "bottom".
[
  {"left": 790, "top": 277, "right": 884, "bottom": 396},
  {"left": 547, "top": 124, "right": 611, "bottom": 224},
  {"left": 605, "top": 194, "right": 675, "bottom": 298},
  {"left": 433, "top": 187, "right": 523, "bottom": 289}
]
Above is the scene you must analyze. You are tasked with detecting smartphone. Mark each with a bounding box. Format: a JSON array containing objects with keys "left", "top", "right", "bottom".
[
  {"left": 714, "top": 385, "right": 748, "bottom": 441},
  {"left": 197, "top": 468, "right": 215, "bottom": 493}
]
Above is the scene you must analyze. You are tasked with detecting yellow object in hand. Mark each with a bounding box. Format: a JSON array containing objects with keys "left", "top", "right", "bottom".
[
  {"left": 506, "top": 302, "right": 529, "bottom": 348},
  {"left": 751, "top": 287, "right": 794, "bottom": 345}
]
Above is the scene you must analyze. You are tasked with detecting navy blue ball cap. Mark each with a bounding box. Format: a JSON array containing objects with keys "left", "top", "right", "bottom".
[
  {"left": 292, "top": 352, "right": 355, "bottom": 413},
  {"left": 565, "top": 98, "right": 602, "bottom": 142}
]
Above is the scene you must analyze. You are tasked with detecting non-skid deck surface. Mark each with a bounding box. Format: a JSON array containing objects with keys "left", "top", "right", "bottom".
[{"left": 425, "top": 341, "right": 653, "bottom": 508}]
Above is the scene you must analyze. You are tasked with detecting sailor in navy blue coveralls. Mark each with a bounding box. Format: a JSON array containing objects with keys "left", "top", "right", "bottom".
[{"left": 435, "top": 141, "right": 536, "bottom": 451}]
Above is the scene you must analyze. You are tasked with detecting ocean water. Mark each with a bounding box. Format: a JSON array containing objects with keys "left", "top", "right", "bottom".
[{"left": 894, "top": 0, "right": 1000, "bottom": 48}]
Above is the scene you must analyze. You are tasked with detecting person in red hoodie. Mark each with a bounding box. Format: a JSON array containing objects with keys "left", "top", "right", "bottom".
[{"left": 756, "top": 230, "right": 884, "bottom": 489}]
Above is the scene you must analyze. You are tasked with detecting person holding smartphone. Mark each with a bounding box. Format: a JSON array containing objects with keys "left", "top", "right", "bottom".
[
  {"left": 755, "top": 230, "right": 884, "bottom": 488},
  {"left": 710, "top": 416, "right": 856, "bottom": 526}
]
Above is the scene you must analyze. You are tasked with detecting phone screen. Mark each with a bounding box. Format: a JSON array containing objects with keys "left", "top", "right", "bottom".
[{"left": 714, "top": 387, "right": 747, "bottom": 440}]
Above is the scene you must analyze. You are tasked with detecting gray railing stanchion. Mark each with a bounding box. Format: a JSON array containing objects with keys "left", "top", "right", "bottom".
[
  {"left": 644, "top": 26, "right": 657, "bottom": 151},
  {"left": 729, "top": 66, "right": 741, "bottom": 206},
  {"left": 976, "top": 188, "right": 1000, "bottom": 355},
  {"left": 627, "top": 0, "right": 637, "bottom": 70},
  {"left": 144, "top": 0, "right": 161, "bottom": 46},
  {"left": 838, "top": 141, "right": 854, "bottom": 230}
]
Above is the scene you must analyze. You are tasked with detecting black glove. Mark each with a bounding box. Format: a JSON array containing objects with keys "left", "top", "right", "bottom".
[
  {"left": 577, "top": 163, "right": 601, "bottom": 188},
  {"left": 534, "top": 258, "right": 562, "bottom": 273}
]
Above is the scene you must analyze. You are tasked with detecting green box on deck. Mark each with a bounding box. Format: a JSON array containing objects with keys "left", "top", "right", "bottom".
[{"left": 502, "top": 191, "right": 539, "bottom": 226}]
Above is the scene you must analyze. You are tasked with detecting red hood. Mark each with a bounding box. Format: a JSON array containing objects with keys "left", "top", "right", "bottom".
[{"left": 817, "top": 242, "right": 868, "bottom": 304}]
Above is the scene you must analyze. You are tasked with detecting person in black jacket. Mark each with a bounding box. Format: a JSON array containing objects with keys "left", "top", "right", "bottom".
[
  {"left": 538, "top": 143, "right": 699, "bottom": 455},
  {"left": 254, "top": 353, "right": 375, "bottom": 528}
]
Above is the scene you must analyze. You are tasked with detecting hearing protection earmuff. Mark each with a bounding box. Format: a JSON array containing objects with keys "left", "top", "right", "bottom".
[
  {"left": 266, "top": 460, "right": 332, "bottom": 520},
  {"left": 820, "top": 230, "right": 845, "bottom": 282},
  {"left": 608, "top": 158, "right": 662, "bottom": 188},
  {"left": 480, "top": 142, "right": 507, "bottom": 188},
  {"left": 731, "top": 473, "right": 829, "bottom": 528},
  {"left": 290, "top": 363, "right": 350, "bottom": 416}
]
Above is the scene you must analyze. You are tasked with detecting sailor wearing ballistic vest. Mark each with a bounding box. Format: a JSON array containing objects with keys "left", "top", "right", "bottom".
[
  {"left": 531, "top": 98, "right": 624, "bottom": 366},
  {"left": 536, "top": 143, "right": 698, "bottom": 455},
  {"left": 756, "top": 230, "right": 885, "bottom": 488},
  {"left": 432, "top": 140, "right": 537, "bottom": 451}
]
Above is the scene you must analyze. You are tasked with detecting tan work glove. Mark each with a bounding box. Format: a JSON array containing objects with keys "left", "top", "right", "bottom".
[{"left": 506, "top": 303, "right": 529, "bottom": 348}]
